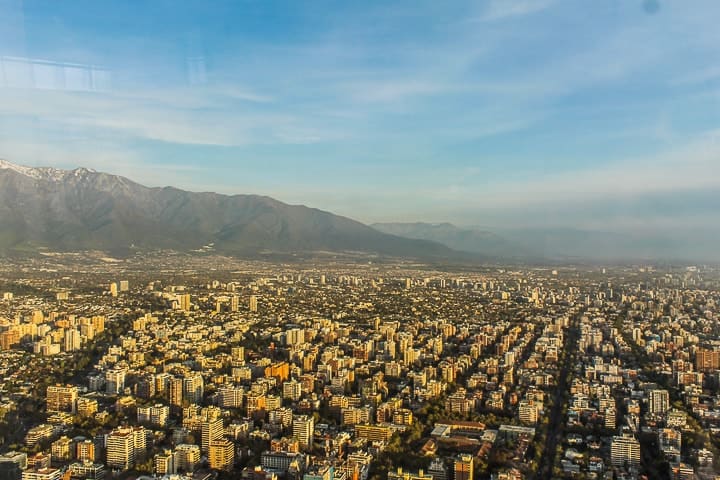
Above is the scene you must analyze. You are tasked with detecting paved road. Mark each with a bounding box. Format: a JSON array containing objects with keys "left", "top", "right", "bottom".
[{"left": 534, "top": 313, "right": 582, "bottom": 480}]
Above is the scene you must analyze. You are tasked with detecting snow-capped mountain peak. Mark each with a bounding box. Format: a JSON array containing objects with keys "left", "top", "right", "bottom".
[
  {"left": 0, "top": 159, "right": 45, "bottom": 179},
  {"left": 0, "top": 159, "right": 97, "bottom": 181}
]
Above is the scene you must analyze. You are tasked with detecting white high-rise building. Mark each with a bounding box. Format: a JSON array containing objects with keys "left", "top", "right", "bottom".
[
  {"left": 105, "top": 369, "right": 127, "bottom": 395},
  {"left": 611, "top": 434, "right": 641, "bottom": 467},
  {"left": 292, "top": 415, "right": 314, "bottom": 450},
  {"left": 201, "top": 419, "right": 223, "bottom": 454},
  {"left": 106, "top": 427, "right": 146, "bottom": 470},
  {"left": 183, "top": 374, "right": 204, "bottom": 405},
  {"left": 154, "top": 450, "right": 175, "bottom": 475},
  {"left": 605, "top": 407, "right": 617, "bottom": 429},
  {"left": 46, "top": 385, "right": 78, "bottom": 413},
  {"left": 249, "top": 295, "right": 258, "bottom": 313},
  {"left": 64, "top": 329, "right": 81, "bottom": 352},
  {"left": 137, "top": 404, "right": 170, "bottom": 427},
  {"left": 175, "top": 444, "right": 201, "bottom": 472},
  {"left": 217, "top": 386, "right": 245, "bottom": 408},
  {"left": 282, "top": 380, "right": 302, "bottom": 401},
  {"left": 518, "top": 399, "right": 539, "bottom": 424},
  {"left": 286, "top": 328, "right": 305, "bottom": 346},
  {"left": 209, "top": 439, "right": 234, "bottom": 471},
  {"left": 649, "top": 389, "right": 670, "bottom": 415}
]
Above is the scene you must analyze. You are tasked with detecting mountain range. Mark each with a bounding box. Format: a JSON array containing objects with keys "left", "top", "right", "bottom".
[
  {"left": 1, "top": 160, "right": 715, "bottom": 263},
  {"left": 371, "top": 222, "right": 527, "bottom": 259},
  {"left": 374, "top": 222, "right": 718, "bottom": 263},
  {"left": 0, "top": 159, "right": 457, "bottom": 259}
]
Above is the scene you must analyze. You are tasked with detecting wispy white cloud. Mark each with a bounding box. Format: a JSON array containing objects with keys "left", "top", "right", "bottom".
[
  {"left": 474, "top": 0, "right": 556, "bottom": 22},
  {"left": 0, "top": 86, "right": 339, "bottom": 146},
  {"left": 343, "top": 80, "right": 455, "bottom": 103},
  {"left": 425, "top": 130, "right": 720, "bottom": 209}
]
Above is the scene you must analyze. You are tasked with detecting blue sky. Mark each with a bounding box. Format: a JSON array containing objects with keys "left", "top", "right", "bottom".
[{"left": 0, "top": 0, "right": 719, "bottom": 232}]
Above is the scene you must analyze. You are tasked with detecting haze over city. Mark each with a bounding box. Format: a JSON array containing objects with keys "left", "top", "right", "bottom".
[{"left": 1, "top": 0, "right": 719, "bottom": 245}]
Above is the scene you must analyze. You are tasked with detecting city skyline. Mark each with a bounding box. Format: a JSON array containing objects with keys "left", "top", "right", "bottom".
[
  {"left": 2, "top": 4, "right": 719, "bottom": 477},
  {"left": 1, "top": 253, "right": 719, "bottom": 479},
  {"left": 1, "top": 0, "right": 719, "bottom": 233}
]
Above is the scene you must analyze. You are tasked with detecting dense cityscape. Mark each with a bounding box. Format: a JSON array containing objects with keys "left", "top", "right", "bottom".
[
  {"left": 0, "top": 253, "right": 719, "bottom": 480},
  {"left": 2, "top": 1, "right": 719, "bottom": 480}
]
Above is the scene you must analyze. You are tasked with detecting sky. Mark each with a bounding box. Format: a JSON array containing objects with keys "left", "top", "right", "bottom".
[{"left": 0, "top": 0, "right": 719, "bottom": 233}]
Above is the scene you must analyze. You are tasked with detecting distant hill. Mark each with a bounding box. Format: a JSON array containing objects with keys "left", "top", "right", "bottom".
[
  {"left": 371, "top": 222, "right": 526, "bottom": 259},
  {"left": 0, "top": 159, "right": 459, "bottom": 259},
  {"left": 492, "top": 226, "right": 711, "bottom": 263},
  {"left": 373, "top": 222, "right": 718, "bottom": 263},
  {"left": 2, "top": 159, "right": 713, "bottom": 263}
]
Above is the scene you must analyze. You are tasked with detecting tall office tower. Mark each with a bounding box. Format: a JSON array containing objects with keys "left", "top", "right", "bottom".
[
  {"left": 230, "top": 295, "right": 239, "bottom": 312},
  {"left": 696, "top": 348, "right": 720, "bottom": 372},
  {"left": 109, "top": 283, "right": 118, "bottom": 297},
  {"left": 79, "top": 323, "right": 95, "bottom": 340},
  {"left": 105, "top": 369, "right": 126, "bottom": 395},
  {"left": 76, "top": 440, "right": 96, "bottom": 462},
  {"left": 292, "top": 415, "right": 314, "bottom": 451},
  {"left": 46, "top": 385, "right": 78, "bottom": 413},
  {"left": 137, "top": 404, "right": 170, "bottom": 427},
  {"left": 454, "top": 454, "right": 474, "bottom": 480},
  {"left": 208, "top": 439, "right": 234, "bottom": 471},
  {"left": 320, "top": 275, "right": 326, "bottom": 285},
  {"left": 51, "top": 437, "right": 73, "bottom": 462},
  {"left": 154, "top": 373, "right": 171, "bottom": 396},
  {"left": 649, "top": 389, "right": 670, "bottom": 415},
  {"left": 179, "top": 294, "right": 191, "bottom": 312},
  {"left": 611, "top": 434, "right": 641, "bottom": 467},
  {"left": 135, "top": 375, "right": 156, "bottom": 400},
  {"left": 405, "top": 278, "right": 412, "bottom": 289},
  {"left": 518, "top": 399, "right": 539, "bottom": 424},
  {"left": 183, "top": 374, "right": 204, "bottom": 405},
  {"left": 269, "top": 407, "right": 293, "bottom": 428},
  {"left": 63, "top": 329, "right": 81, "bottom": 352},
  {"left": 132, "top": 427, "right": 147, "bottom": 460},
  {"left": 154, "top": 450, "right": 175, "bottom": 475},
  {"left": 285, "top": 328, "right": 305, "bottom": 346},
  {"left": 282, "top": 380, "right": 302, "bottom": 401},
  {"left": 231, "top": 346, "right": 244, "bottom": 362},
  {"left": 106, "top": 427, "right": 145, "bottom": 470},
  {"left": 217, "top": 385, "right": 245, "bottom": 408},
  {"left": 249, "top": 295, "right": 258, "bottom": 313},
  {"left": 169, "top": 377, "right": 184, "bottom": 407},
  {"left": 174, "top": 444, "right": 201, "bottom": 472},
  {"left": 91, "top": 316, "right": 105, "bottom": 333},
  {"left": 201, "top": 419, "right": 224, "bottom": 454},
  {"left": 119, "top": 280, "right": 129, "bottom": 292},
  {"left": 386, "top": 340, "right": 396, "bottom": 359},
  {"left": 265, "top": 395, "right": 281, "bottom": 411},
  {"left": 605, "top": 407, "right": 617, "bottom": 429}
]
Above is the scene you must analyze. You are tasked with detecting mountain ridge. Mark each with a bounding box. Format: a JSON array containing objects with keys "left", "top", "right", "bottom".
[
  {"left": 0, "top": 160, "right": 464, "bottom": 260},
  {"left": 373, "top": 221, "right": 720, "bottom": 263},
  {"left": 371, "top": 221, "right": 527, "bottom": 259}
]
